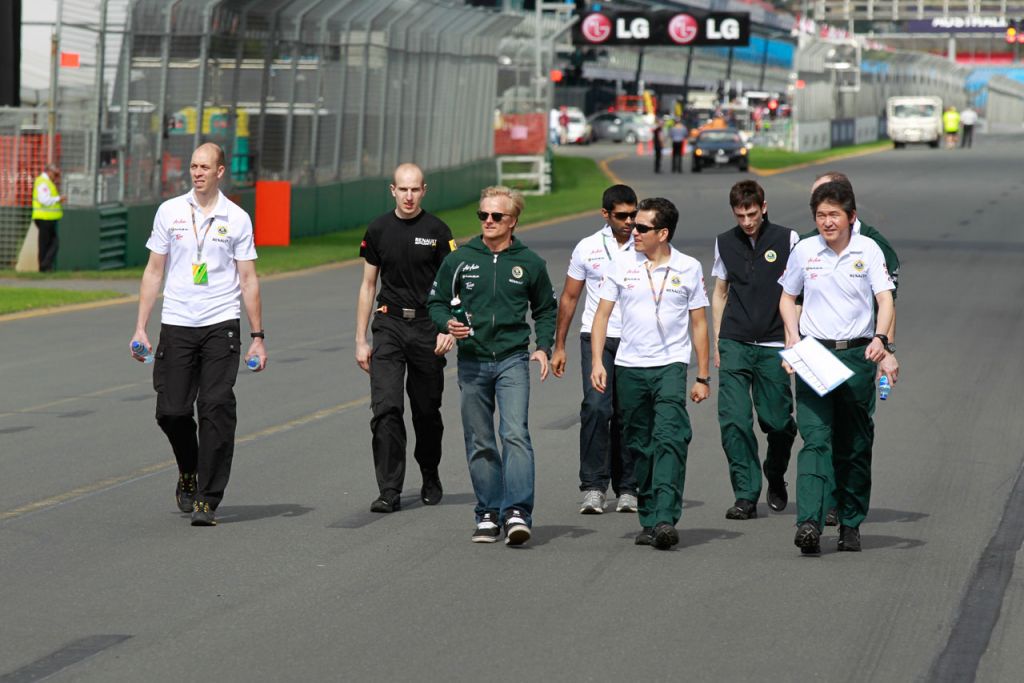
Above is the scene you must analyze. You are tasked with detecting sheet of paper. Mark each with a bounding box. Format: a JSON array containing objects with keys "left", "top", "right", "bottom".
[{"left": 779, "top": 337, "right": 855, "bottom": 397}]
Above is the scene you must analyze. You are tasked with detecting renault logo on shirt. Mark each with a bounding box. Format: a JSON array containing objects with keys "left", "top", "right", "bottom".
[{"left": 414, "top": 237, "right": 437, "bottom": 247}]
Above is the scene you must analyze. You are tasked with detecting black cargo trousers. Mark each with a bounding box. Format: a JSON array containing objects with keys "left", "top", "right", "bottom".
[
  {"left": 369, "top": 312, "right": 446, "bottom": 497},
  {"left": 154, "top": 319, "right": 241, "bottom": 510}
]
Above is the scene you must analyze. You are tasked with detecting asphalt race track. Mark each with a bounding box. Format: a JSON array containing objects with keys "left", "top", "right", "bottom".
[{"left": 2, "top": 134, "right": 1023, "bottom": 682}]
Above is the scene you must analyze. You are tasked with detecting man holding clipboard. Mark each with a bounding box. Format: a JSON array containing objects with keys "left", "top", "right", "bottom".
[{"left": 778, "top": 181, "right": 894, "bottom": 555}]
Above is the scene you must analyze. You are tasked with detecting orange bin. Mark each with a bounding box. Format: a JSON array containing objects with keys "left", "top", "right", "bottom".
[{"left": 254, "top": 180, "right": 291, "bottom": 246}]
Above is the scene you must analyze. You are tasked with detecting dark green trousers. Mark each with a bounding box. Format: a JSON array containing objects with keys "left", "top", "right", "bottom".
[
  {"left": 616, "top": 363, "right": 692, "bottom": 528},
  {"left": 794, "top": 348, "right": 876, "bottom": 529},
  {"left": 717, "top": 339, "right": 797, "bottom": 502}
]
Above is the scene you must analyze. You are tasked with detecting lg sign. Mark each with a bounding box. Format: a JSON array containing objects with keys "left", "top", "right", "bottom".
[{"left": 574, "top": 10, "right": 750, "bottom": 47}]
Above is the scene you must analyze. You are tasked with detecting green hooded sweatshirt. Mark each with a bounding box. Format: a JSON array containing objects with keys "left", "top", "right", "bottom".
[{"left": 427, "top": 235, "right": 557, "bottom": 362}]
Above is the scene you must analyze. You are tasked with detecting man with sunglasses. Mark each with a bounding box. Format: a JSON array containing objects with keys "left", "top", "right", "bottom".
[
  {"left": 711, "top": 180, "right": 799, "bottom": 521},
  {"left": 427, "top": 186, "right": 557, "bottom": 546},
  {"left": 590, "top": 198, "right": 711, "bottom": 550},
  {"left": 552, "top": 185, "right": 638, "bottom": 515},
  {"left": 355, "top": 163, "right": 456, "bottom": 514}
]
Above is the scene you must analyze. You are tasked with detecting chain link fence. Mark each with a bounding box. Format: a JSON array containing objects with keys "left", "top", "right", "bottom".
[{"left": 1, "top": 0, "right": 522, "bottom": 267}]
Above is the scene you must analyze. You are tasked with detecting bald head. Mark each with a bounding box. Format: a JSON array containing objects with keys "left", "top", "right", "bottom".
[
  {"left": 391, "top": 163, "right": 427, "bottom": 219},
  {"left": 195, "top": 142, "right": 226, "bottom": 170},
  {"left": 811, "top": 170, "right": 852, "bottom": 194}
]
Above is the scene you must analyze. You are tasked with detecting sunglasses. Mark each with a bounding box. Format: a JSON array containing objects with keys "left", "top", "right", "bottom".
[
  {"left": 611, "top": 210, "right": 638, "bottom": 220},
  {"left": 476, "top": 211, "right": 510, "bottom": 222},
  {"left": 633, "top": 223, "right": 665, "bottom": 234}
]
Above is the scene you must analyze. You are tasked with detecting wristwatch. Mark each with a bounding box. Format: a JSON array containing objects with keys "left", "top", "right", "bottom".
[
  {"left": 695, "top": 376, "right": 711, "bottom": 386},
  {"left": 250, "top": 330, "right": 265, "bottom": 339},
  {"left": 873, "top": 333, "right": 894, "bottom": 353}
]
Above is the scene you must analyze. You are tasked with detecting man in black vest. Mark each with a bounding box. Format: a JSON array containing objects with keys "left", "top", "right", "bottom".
[{"left": 711, "top": 180, "right": 799, "bottom": 519}]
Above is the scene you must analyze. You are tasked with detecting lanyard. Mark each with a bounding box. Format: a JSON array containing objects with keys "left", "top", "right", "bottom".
[
  {"left": 601, "top": 232, "right": 633, "bottom": 260},
  {"left": 189, "top": 205, "right": 213, "bottom": 262},
  {"left": 643, "top": 260, "right": 667, "bottom": 337}
]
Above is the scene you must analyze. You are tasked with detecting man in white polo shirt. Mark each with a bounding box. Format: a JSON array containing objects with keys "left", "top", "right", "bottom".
[
  {"left": 130, "top": 142, "right": 266, "bottom": 527},
  {"left": 779, "top": 180, "right": 894, "bottom": 554},
  {"left": 552, "top": 184, "right": 638, "bottom": 515},
  {"left": 590, "top": 197, "right": 711, "bottom": 550}
]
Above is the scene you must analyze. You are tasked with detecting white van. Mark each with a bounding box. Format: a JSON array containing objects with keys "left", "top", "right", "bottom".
[{"left": 886, "top": 96, "right": 942, "bottom": 148}]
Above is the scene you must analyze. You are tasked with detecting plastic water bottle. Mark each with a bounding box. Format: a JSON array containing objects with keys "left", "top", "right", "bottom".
[
  {"left": 878, "top": 375, "right": 891, "bottom": 401},
  {"left": 246, "top": 356, "right": 261, "bottom": 371},
  {"left": 450, "top": 296, "right": 475, "bottom": 336},
  {"left": 131, "top": 340, "right": 154, "bottom": 364}
]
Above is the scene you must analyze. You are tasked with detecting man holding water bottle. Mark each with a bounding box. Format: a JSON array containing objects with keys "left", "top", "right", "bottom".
[
  {"left": 778, "top": 181, "right": 893, "bottom": 555},
  {"left": 130, "top": 142, "right": 266, "bottom": 527}
]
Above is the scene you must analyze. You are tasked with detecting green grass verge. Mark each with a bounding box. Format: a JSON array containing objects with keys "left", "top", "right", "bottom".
[
  {"left": 750, "top": 140, "right": 892, "bottom": 170},
  {"left": 0, "top": 154, "right": 610, "bottom": 309},
  {"left": 0, "top": 287, "right": 127, "bottom": 315}
]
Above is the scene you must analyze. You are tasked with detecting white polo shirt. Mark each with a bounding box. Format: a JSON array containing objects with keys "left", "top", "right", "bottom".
[
  {"left": 146, "top": 189, "right": 258, "bottom": 327},
  {"left": 778, "top": 232, "right": 893, "bottom": 340},
  {"left": 566, "top": 225, "right": 634, "bottom": 336},
  {"left": 600, "top": 247, "right": 709, "bottom": 368}
]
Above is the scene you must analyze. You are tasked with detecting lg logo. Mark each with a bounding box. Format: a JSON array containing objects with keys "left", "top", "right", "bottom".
[
  {"left": 582, "top": 13, "right": 651, "bottom": 42},
  {"left": 668, "top": 14, "right": 698, "bottom": 44}
]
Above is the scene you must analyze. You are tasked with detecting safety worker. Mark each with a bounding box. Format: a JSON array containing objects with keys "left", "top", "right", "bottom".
[
  {"left": 32, "top": 163, "right": 62, "bottom": 272},
  {"left": 942, "top": 106, "right": 960, "bottom": 149},
  {"left": 960, "top": 106, "right": 977, "bottom": 148},
  {"left": 355, "top": 163, "right": 455, "bottom": 514},
  {"left": 711, "top": 180, "right": 799, "bottom": 520},
  {"left": 551, "top": 184, "right": 638, "bottom": 516},
  {"left": 779, "top": 180, "right": 894, "bottom": 554}
]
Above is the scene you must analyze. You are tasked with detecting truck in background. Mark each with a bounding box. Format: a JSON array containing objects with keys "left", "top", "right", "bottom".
[{"left": 886, "top": 96, "right": 943, "bottom": 148}]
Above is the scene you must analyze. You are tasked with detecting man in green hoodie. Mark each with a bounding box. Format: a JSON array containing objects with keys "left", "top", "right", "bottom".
[{"left": 427, "top": 186, "right": 557, "bottom": 546}]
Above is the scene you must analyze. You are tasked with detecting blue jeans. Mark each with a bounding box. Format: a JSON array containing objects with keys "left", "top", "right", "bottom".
[
  {"left": 457, "top": 353, "right": 535, "bottom": 527},
  {"left": 578, "top": 334, "right": 634, "bottom": 495}
]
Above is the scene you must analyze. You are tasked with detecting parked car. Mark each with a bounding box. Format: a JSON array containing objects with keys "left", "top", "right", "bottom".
[
  {"left": 691, "top": 129, "right": 748, "bottom": 172},
  {"left": 586, "top": 111, "right": 653, "bottom": 144},
  {"left": 549, "top": 107, "right": 591, "bottom": 145}
]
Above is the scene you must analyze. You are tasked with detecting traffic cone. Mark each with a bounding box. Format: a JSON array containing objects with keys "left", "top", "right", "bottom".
[{"left": 636, "top": 140, "right": 644, "bottom": 156}]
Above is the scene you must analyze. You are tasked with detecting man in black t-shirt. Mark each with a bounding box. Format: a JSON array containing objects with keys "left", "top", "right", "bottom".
[{"left": 355, "top": 163, "right": 456, "bottom": 513}]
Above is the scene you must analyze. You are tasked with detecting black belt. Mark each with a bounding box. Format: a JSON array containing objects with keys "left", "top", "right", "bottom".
[
  {"left": 816, "top": 337, "right": 871, "bottom": 350},
  {"left": 376, "top": 303, "right": 428, "bottom": 320}
]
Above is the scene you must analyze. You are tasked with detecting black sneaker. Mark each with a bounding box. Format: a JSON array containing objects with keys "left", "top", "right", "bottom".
[
  {"left": 504, "top": 510, "right": 531, "bottom": 546},
  {"left": 175, "top": 472, "right": 197, "bottom": 513},
  {"left": 824, "top": 507, "right": 839, "bottom": 526},
  {"left": 725, "top": 499, "right": 758, "bottom": 520},
  {"left": 191, "top": 500, "right": 216, "bottom": 526},
  {"left": 421, "top": 473, "right": 443, "bottom": 506},
  {"left": 370, "top": 492, "right": 401, "bottom": 513},
  {"left": 794, "top": 521, "right": 821, "bottom": 554},
  {"left": 471, "top": 512, "right": 500, "bottom": 543},
  {"left": 652, "top": 522, "right": 679, "bottom": 550},
  {"left": 634, "top": 527, "right": 655, "bottom": 546},
  {"left": 766, "top": 479, "right": 788, "bottom": 512},
  {"left": 838, "top": 525, "right": 862, "bottom": 552}
]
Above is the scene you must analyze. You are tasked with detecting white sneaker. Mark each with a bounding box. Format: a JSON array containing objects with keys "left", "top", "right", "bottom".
[
  {"left": 579, "top": 490, "right": 606, "bottom": 514},
  {"left": 616, "top": 493, "right": 638, "bottom": 513}
]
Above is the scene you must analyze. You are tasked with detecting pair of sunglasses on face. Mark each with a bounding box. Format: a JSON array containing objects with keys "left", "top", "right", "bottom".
[
  {"left": 609, "top": 210, "right": 662, "bottom": 233},
  {"left": 633, "top": 223, "right": 666, "bottom": 234},
  {"left": 476, "top": 211, "right": 513, "bottom": 222}
]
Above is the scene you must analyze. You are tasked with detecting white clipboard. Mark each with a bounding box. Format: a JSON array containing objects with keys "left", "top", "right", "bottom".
[{"left": 779, "top": 337, "right": 855, "bottom": 397}]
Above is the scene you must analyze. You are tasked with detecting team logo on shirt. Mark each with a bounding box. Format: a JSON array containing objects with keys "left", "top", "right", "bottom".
[
  {"left": 671, "top": 275, "right": 682, "bottom": 287},
  {"left": 764, "top": 250, "right": 777, "bottom": 263},
  {"left": 216, "top": 225, "right": 229, "bottom": 236},
  {"left": 414, "top": 237, "right": 437, "bottom": 247},
  {"left": 853, "top": 259, "right": 865, "bottom": 272},
  {"left": 512, "top": 266, "right": 524, "bottom": 279}
]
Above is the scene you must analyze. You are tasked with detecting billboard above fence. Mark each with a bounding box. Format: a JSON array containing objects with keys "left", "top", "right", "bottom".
[{"left": 573, "top": 10, "right": 750, "bottom": 48}]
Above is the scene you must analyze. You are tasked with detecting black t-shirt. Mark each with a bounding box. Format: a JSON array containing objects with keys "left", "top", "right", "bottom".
[{"left": 360, "top": 210, "right": 454, "bottom": 310}]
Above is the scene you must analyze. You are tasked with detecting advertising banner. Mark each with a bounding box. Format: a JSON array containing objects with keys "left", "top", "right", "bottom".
[{"left": 573, "top": 10, "right": 750, "bottom": 48}]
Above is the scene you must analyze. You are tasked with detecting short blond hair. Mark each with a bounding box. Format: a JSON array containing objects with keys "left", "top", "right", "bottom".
[{"left": 480, "top": 185, "right": 524, "bottom": 218}]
